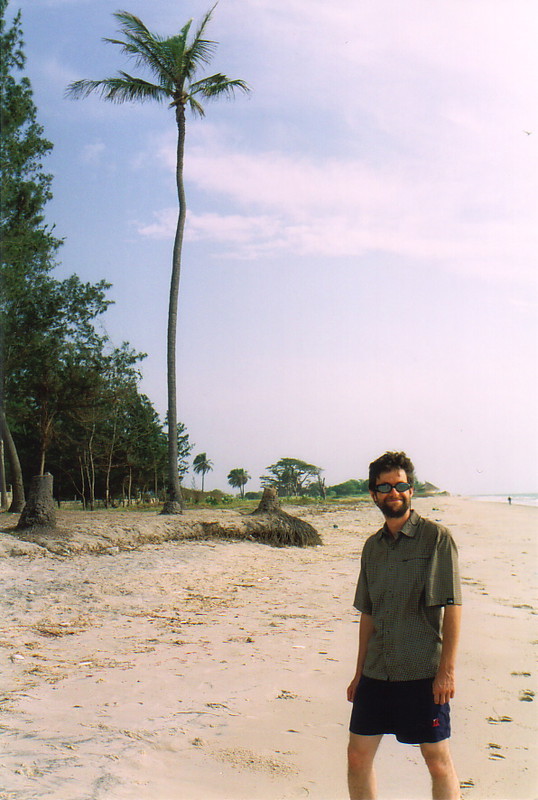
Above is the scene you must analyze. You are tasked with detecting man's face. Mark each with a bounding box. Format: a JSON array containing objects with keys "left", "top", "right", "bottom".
[{"left": 370, "top": 468, "right": 414, "bottom": 519}]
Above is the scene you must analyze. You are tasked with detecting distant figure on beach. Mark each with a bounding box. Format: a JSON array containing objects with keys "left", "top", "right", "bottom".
[
  {"left": 508, "top": 496, "right": 512, "bottom": 505},
  {"left": 346, "top": 451, "right": 462, "bottom": 800}
]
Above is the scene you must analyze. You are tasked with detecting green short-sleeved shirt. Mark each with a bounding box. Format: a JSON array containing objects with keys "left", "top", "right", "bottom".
[{"left": 354, "top": 510, "right": 462, "bottom": 681}]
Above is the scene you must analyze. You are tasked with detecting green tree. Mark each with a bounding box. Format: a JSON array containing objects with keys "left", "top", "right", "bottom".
[
  {"left": 261, "top": 458, "right": 324, "bottom": 497},
  {"left": 327, "top": 478, "right": 369, "bottom": 498},
  {"left": 66, "top": 7, "right": 249, "bottom": 514},
  {"left": 0, "top": 0, "right": 63, "bottom": 510},
  {"left": 193, "top": 452, "right": 213, "bottom": 492},
  {"left": 227, "top": 467, "right": 250, "bottom": 498},
  {"left": 4, "top": 273, "right": 113, "bottom": 477}
]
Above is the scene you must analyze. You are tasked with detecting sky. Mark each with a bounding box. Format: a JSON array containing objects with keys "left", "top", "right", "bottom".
[{"left": 10, "top": 0, "right": 538, "bottom": 495}]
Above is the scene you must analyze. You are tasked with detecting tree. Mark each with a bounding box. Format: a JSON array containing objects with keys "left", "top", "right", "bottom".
[
  {"left": 260, "top": 458, "right": 324, "bottom": 497},
  {"left": 227, "top": 467, "right": 250, "bottom": 498},
  {"left": 0, "top": 0, "right": 63, "bottom": 511},
  {"left": 327, "top": 478, "right": 369, "bottom": 497},
  {"left": 66, "top": 7, "right": 249, "bottom": 514},
  {"left": 4, "top": 273, "right": 113, "bottom": 477},
  {"left": 193, "top": 452, "right": 213, "bottom": 492}
]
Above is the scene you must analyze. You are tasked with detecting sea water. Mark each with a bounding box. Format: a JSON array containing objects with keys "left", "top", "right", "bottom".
[{"left": 472, "top": 493, "right": 538, "bottom": 508}]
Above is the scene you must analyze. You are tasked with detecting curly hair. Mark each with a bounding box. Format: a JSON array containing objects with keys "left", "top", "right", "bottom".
[{"left": 368, "top": 451, "right": 415, "bottom": 491}]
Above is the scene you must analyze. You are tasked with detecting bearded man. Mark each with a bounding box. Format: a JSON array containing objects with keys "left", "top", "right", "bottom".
[{"left": 346, "top": 451, "right": 462, "bottom": 800}]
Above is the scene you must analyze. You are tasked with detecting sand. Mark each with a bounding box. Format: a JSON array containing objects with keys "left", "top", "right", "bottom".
[{"left": 0, "top": 496, "right": 536, "bottom": 800}]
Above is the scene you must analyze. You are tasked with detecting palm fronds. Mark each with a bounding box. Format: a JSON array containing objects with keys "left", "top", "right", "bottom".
[
  {"left": 66, "top": 5, "right": 250, "bottom": 113},
  {"left": 66, "top": 75, "right": 168, "bottom": 104}
]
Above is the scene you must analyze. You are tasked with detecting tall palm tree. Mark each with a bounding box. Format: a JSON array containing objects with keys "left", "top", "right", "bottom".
[
  {"left": 227, "top": 467, "right": 250, "bottom": 498},
  {"left": 66, "top": 7, "right": 249, "bottom": 514},
  {"left": 193, "top": 452, "right": 213, "bottom": 492}
]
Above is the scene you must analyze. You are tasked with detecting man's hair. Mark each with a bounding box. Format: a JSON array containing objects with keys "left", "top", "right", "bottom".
[{"left": 368, "top": 451, "right": 415, "bottom": 491}]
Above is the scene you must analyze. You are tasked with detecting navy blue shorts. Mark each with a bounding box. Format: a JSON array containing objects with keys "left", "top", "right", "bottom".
[{"left": 349, "top": 675, "right": 451, "bottom": 744}]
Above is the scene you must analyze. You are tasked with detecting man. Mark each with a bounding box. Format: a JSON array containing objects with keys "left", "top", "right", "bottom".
[{"left": 347, "top": 451, "right": 462, "bottom": 800}]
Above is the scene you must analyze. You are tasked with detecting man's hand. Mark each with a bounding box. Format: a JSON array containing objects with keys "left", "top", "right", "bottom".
[
  {"left": 433, "top": 668, "right": 455, "bottom": 705},
  {"left": 347, "top": 673, "right": 361, "bottom": 703}
]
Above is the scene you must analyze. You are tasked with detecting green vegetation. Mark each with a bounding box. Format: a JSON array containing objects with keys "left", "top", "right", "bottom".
[
  {"left": 66, "top": 7, "right": 249, "bottom": 513},
  {"left": 326, "top": 479, "right": 369, "bottom": 497},
  {"left": 261, "top": 458, "right": 325, "bottom": 498}
]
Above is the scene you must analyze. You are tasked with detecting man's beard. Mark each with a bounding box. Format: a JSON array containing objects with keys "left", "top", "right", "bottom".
[{"left": 376, "top": 495, "right": 411, "bottom": 519}]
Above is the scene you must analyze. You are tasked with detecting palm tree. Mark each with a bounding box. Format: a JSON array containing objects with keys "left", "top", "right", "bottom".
[
  {"left": 193, "top": 452, "right": 213, "bottom": 492},
  {"left": 227, "top": 467, "right": 250, "bottom": 498},
  {"left": 66, "top": 7, "right": 249, "bottom": 514}
]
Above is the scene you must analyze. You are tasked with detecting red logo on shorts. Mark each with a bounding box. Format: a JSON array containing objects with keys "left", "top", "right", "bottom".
[{"left": 432, "top": 718, "right": 440, "bottom": 727}]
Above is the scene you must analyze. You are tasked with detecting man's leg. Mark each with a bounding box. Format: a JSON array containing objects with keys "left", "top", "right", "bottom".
[
  {"left": 347, "top": 733, "right": 383, "bottom": 800},
  {"left": 420, "top": 740, "right": 460, "bottom": 800}
]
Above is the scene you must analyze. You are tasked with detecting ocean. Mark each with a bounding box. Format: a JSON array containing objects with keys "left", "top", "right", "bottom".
[{"left": 472, "top": 493, "right": 538, "bottom": 508}]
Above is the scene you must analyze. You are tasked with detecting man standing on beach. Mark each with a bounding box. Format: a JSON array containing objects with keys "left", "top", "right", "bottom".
[{"left": 346, "top": 451, "right": 462, "bottom": 800}]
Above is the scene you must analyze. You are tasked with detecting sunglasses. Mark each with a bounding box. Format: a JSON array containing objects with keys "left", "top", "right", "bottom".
[{"left": 374, "top": 482, "right": 411, "bottom": 494}]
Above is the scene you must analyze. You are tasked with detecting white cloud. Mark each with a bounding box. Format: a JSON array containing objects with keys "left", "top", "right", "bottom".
[
  {"left": 138, "top": 136, "right": 537, "bottom": 280},
  {"left": 81, "top": 140, "right": 106, "bottom": 164}
]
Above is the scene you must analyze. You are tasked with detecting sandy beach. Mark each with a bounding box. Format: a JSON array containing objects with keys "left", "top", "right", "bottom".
[{"left": 0, "top": 496, "right": 536, "bottom": 800}]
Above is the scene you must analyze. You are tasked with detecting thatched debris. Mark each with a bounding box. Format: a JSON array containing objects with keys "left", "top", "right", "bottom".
[
  {"left": 246, "top": 488, "right": 322, "bottom": 547},
  {"left": 0, "top": 492, "right": 322, "bottom": 557}
]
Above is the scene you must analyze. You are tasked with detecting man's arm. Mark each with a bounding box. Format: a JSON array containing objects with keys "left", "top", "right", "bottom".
[
  {"left": 346, "top": 612, "right": 375, "bottom": 702},
  {"left": 433, "top": 604, "right": 462, "bottom": 705}
]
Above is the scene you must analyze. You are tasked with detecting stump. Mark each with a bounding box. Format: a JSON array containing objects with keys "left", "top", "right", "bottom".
[
  {"left": 160, "top": 499, "right": 183, "bottom": 515},
  {"left": 245, "top": 487, "right": 322, "bottom": 547},
  {"left": 17, "top": 473, "right": 57, "bottom": 530},
  {"left": 252, "top": 487, "right": 281, "bottom": 514}
]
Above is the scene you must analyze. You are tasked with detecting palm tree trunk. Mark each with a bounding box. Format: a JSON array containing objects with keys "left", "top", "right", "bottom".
[{"left": 161, "top": 105, "right": 187, "bottom": 514}]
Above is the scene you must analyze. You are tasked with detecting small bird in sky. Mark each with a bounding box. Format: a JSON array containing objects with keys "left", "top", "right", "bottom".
[{"left": 523, "top": 130, "right": 532, "bottom": 135}]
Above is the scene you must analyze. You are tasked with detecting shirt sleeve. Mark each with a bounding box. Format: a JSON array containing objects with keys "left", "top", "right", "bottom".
[
  {"left": 425, "top": 529, "right": 462, "bottom": 606},
  {"left": 353, "top": 548, "right": 373, "bottom": 613}
]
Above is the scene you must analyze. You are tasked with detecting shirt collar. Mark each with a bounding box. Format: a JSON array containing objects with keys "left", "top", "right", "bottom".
[{"left": 377, "top": 509, "right": 419, "bottom": 539}]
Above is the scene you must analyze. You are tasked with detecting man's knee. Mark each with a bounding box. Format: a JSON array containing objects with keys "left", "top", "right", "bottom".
[
  {"left": 420, "top": 741, "right": 454, "bottom": 778},
  {"left": 348, "top": 734, "right": 382, "bottom": 772}
]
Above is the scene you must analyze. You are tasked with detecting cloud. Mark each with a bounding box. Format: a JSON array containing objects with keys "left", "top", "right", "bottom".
[
  {"left": 81, "top": 140, "right": 106, "bottom": 164},
  {"left": 137, "top": 136, "right": 537, "bottom": 280},
  {"left": 126, "top": 0, "right": 537, "bottom": 280}
]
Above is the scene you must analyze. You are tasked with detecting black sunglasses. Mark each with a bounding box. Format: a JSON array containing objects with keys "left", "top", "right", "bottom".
[{"left": 374, "top": 482, "right": 411, "bottom": 494}]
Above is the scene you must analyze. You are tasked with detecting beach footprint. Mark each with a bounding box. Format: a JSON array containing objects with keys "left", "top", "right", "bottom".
[{"left": 487, "top": 743, "right": 505, "bottom": 760}]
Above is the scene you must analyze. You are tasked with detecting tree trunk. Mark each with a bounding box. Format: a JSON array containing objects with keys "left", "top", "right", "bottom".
[
  {"left": 0, "top": 439, "right": 8, "bottom": 509},
  {"left": 105, "top": 416, "right": 117, "bottom": 508},
  {"left": 17, "top": 473, "right": 56, "bottom": 529},
  {"left": 253, "top": 487, "right": 281, "bottom": 514},
  {"left": 161, "top": 106, "right": 187, "bottom": 515},
  {"left": 88, "top": 424, "right": 96, "bottom": 510},
  {"left": 0, "top": 408, "right": 25, "bottom": 512}
]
